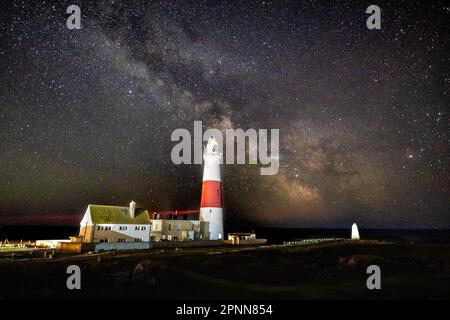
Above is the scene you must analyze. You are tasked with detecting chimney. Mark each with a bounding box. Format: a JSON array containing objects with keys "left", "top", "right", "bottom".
[{"left": 129, "top": 201, "right": 136, "bottom": 219}]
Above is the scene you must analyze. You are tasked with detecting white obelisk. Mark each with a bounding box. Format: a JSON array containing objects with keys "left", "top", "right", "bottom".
[
  {"left": 199, "top": 137, "right": 224, "bottom": 240},
  {"left": 351, "top": 223, "right": 360, "bottom": 240}
]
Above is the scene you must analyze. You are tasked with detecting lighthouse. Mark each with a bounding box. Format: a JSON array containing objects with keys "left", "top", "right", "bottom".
[{"left": 200, "top": 136, "right": 224, "bottom": 240}]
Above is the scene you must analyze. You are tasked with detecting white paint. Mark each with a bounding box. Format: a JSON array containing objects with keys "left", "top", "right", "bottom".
[
  {"left": 200, "top": 207, "right": 224, "bottom": 240},
  {"left": 95, "top": 224, "right": 152, "bottom": 242},
  {"left": 202, "top": 153, "right": 221, "bottom": 181},
  {"left": 351, "top": 223, "right": 360, "bottom": 240},
  {"left": 79, "top": 206, "right": 93, "bottom": 226}
]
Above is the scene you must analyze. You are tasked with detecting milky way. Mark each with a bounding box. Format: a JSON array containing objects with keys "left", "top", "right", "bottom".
[{"left": 0, "top": 0, "right": 449, "bottom": 228}]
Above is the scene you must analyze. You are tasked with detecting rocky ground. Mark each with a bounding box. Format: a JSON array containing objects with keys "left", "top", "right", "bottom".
[{"left": 0, "top": 240, "right": 449, "bottom": 299}]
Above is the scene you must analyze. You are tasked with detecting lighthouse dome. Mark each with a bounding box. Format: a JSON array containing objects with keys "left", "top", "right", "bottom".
[{"left": 205, "top": 136, "right": 220, "bottom": 155}]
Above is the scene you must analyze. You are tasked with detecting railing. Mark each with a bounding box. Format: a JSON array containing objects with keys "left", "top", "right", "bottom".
[{"left": 282, "top": 238, "right": 344, "bottom": 245}]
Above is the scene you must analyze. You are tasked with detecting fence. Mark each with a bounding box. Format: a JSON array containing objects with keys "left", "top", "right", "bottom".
[{"left": 282, "top": 238, "right": 344, "bottom": 246}]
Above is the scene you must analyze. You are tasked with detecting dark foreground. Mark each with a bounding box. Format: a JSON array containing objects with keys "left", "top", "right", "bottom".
[{"left": 0, "top": 240, "right": 449, "bottom": 299}]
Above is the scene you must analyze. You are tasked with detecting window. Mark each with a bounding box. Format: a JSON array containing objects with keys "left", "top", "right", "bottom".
[
  {"left": 134, "top": 238, "right": 142, "bottom": 242},
  {"left": 168, "top": 224, "right": 171, "bottom": 231}
]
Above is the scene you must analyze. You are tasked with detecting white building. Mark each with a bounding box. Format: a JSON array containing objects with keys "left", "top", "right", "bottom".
[
  {"left": 150, "top": 217, "right": 209, "bottom": 241},
  {"left": 78, "top": 202, "right": 210, "bottom": 244},
  {"left": 79, "top": 201, "right": 152, "bottom": 243}
]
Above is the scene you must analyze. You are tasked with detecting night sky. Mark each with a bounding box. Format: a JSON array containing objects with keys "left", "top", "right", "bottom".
[{"left": 0, "top": 0, "right": 449, "bottom": 228}]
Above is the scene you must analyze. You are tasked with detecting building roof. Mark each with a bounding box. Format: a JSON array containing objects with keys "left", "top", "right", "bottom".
[{"left": 88, "top": 205, "right": 151, "bottom": 225}]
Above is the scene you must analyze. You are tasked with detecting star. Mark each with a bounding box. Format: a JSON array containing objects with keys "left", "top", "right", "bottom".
[{"left": 0, "top": 0, "right": 448, "bottom": 228}]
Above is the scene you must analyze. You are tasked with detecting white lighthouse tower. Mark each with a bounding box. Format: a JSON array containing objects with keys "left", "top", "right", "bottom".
[{"left": 200, "top": 137, "right": 224, "bottom": 240}]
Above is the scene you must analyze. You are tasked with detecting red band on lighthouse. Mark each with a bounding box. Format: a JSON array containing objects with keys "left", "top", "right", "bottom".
[{"left": 200, "top": 180, "right": 222, "bottom": 208}]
